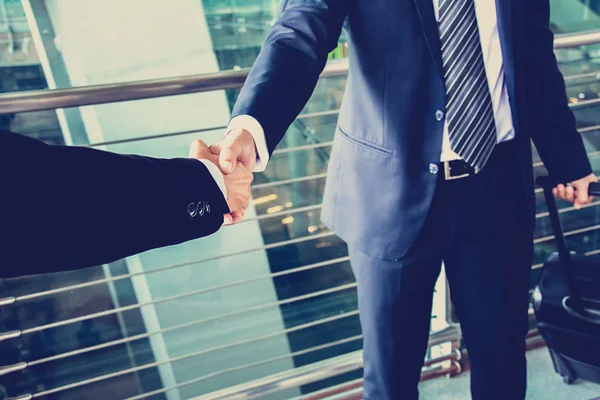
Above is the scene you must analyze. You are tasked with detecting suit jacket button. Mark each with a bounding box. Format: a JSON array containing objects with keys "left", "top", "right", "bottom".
[
  {"left": 188, "top": 203, "right": 198, "bottom": 218},
  {"left": 204, "top": 201, "right": 211, "bottom": 213},
  {"left": 198, "top": 202, "right": 205, "bottom": 216},
  {"left": 435, "top": 109, "right": 445, "bottom": 121},
  {"left": 429, "top": 163, "right": 439, "bottom": 175}
]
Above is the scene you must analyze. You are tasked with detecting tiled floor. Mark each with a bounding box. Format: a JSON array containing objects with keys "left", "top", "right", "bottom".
[{"left": 420, "top": 347, "right": 600, "bottom": 399}]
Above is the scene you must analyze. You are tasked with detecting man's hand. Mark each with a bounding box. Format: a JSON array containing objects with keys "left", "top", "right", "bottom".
[
  {"left": 553, "top": 173, "right": 598, "bottom": 209},
  {"left": 209, "top": 128, "right": 257, "bottom": 174},
  {"left": 189, "top": 140, "right": 253, "bottom": 225}
]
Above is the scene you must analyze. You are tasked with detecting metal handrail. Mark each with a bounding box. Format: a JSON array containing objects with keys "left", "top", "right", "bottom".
[
  {"left": 135, "top": 325, "right": 461, "bottom": 400},
  {"left": 214, "top": 325, "right": 536, "bottom": 400},
  {"left": 532, "top": 245, "right": 600, "bottom": 269},
  {"left": 534, "top": 223, "right": 600, "bottom": 244},
  {"left": 3, "top": 313, "right": 362, "bottom": 398},
  {"left": 553, "top": 29, "right": 600, "bottom": 49},
  {"left": 569, "top": 96, "right": 600, "bottom": 109},
  {"left": 85, "top": 109, "right": 339, "bottom": 148},
  {"left": 1, "top": 279, "right": 355, "bottom": 344},
  {"left": 193, "top": 324, "right": 461, "bottom": 400},
  {"left": 253, "top": 172, "right": 328, "bottom": 189},
  {"left": 11, "top": 335, "right": 364, "bottom": 400},
  {"left": 0, "top": 29, "right": 599, "bottom": 115},
  {"left": 0, "top": 295, "right": 460, "bottom": 398},
  {"left": 535, "top": 199, "right": 600, "bottom": 218},
  {"left": 219, "top": 353, "right": 463, "bottom": 400},
  {"left": 127, "top": 337, "right": 364, "bottom": 400},
  {"left": 199, "top": 352, "right": 364, "bottom": 400},
  {"left": 293, "top": 378, "right": 364, "bottom": 400},
  {"left": 0, "top": 60, "right": 349, "bottom": 115},
  {"left": 0, "top": 258, "right": 351, "bottom": 373},
  {"left": 0, "top": 231, "right": 336, "bottom": 308},
  {"left": 245, "top": 204, "right": 323, "bottom": 223}
]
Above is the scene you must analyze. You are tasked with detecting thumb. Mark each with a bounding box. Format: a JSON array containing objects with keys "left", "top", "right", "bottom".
[
  {"left": 575, "top": 182, "right": 589, "bottom": 209},
  {"left": 219, "top": 145, "right": 239, "bottom": 174},
  {"left": 189, "top": 140, "right": 211, "bottom": 158},
  {"left": 209, "top": 141, "right": 222, "bottom": 155}
]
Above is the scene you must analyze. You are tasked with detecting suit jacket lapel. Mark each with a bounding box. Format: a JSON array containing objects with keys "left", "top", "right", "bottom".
[
  {"left": 495, "top": 0, "right": 518, "bottom": 126},
  {"left": 413, "top": 0, "right": 444, "bottom": 78},
  {"left": 495, "top": 0, "right": 514, "bottom": 56}
]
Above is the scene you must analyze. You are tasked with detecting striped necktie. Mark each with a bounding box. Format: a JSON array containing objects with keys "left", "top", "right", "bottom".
[{"left": 439, "top": 0, "right": 497, "bottom": 171}]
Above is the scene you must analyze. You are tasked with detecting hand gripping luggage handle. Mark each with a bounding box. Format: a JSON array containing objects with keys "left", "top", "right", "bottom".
[
  {"left": 536, "top": 175, "right": 600, "bottom": 324},
  {"left": 535, "top": 176, "right": 600, "bottom": 196},
  {"left": 535, "top": 176, "right": 600, "bottom": 264}
]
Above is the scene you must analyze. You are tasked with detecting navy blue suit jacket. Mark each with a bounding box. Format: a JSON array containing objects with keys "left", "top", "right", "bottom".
[
  {"left": 232, "top": 0, "right": 592, "bottom": 260},
  {"left": 0, "top": 131, "right": 229, "bottom": 278}
]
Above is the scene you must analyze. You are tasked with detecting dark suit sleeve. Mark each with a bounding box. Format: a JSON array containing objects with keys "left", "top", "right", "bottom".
[
  {"left": 0, "top": 131, "right": 229, "bottom": 278},
  {"left": 524, "top": 0, "right": 592, "bottom": 182},
  {"left": 231, "top": 0, "right": 349, "bottom": 154}
]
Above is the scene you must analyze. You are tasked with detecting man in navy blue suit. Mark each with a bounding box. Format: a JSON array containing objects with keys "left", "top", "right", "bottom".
[{"left": 209, "top": 0, "right": 597, "bottom": 398}]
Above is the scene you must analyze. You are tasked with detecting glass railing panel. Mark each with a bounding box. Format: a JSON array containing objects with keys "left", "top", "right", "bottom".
[{"left": 550, "top": 0, "right": 600, "bottom": 33}]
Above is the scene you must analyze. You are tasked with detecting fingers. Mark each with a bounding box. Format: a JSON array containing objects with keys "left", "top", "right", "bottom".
[
  {"left": 565, "top": 185, "right": 575, "bottom": 203},
  {"left": 223, "top": 210, "right": 245, "bottom": 226},
  {"left": 223, "top": 164, "right": 252, "bottom": 225},
  {"left": 210, "top": 140, "right": 238, "bottom": 174},
  {"left": 209, "top": 141, "right": 222, "bottom": 156},
  {"left": 554, "top": 184, "right": 575, "bottom": 202},
  {"left": 553, "top": 181, "right": 595, "bottom": 210},
  {"left": 574, "top": 182, "right": 591, "bottom": 210},
  {"left": 554, "top": 184, "right": 566, "bottom": 200},
  {"left": 189, "top": 140, "right": 211, "bottom": 159},
  {"left": 210, "top": 130, "right": 257, "bottom": 174},
  {"left": 240, "top": 149, "right": 257, "bottom": 172},
  {"left": 203, "top": 130, "right": 257, "bottom": 224},
  {"left": 230, "top": 210, "right": 245, "bottom": 225},
  {"left": 235, "top": 163, "right": 254, "bottom": 186},
  {"left": 225, "top": 189, "right": 251, "bottom": 224},
  {"left": 219, "top": 142, "right": 241, "bottom": 175}
]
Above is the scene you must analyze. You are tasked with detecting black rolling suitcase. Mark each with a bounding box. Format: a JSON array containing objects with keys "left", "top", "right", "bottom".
[{"left": 533, "top": 176, "right": 600, "bottom": 385}]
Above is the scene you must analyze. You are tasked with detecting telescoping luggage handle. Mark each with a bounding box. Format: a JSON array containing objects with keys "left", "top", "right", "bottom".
[
  {"left": 536, "top": 176, "right": 600, "bottom": 325},
  {"left": 536, "top": 176, "right": 600, "bottom": 263},
  {"left": 536, "top": 176, "right": 600, "bottom": 262}
]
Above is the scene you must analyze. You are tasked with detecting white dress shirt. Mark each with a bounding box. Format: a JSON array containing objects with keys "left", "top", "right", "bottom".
[
  {"left": 198, "top": 159, "right": 227, "bottom": 198},
  {"left": 435, "top": 0, "right": 514, "bottom": 161},
  {"left": 227, "top": 0, "right": 515, "bottom": 170}
]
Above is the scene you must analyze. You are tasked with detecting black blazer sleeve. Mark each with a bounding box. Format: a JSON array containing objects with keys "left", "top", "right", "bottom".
[
  {"left": 0, "top": 131, "right": 229, "bottom": 278},
  {"left": 231, "top": 0, "right": 349, "bottom": 154},
  {"left": 524, "top": 0, "right": 593, "bottom": 182}
]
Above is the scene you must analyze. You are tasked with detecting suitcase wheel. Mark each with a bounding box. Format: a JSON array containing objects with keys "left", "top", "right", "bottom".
[{"left": 563, "top": 376, "right": 575, "bottom": 385}]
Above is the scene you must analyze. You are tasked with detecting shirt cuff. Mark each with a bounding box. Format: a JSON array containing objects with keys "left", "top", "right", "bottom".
[
  {"left": 227, "top": 115, "right": 269, "bottom": 172},
  {"left": 196, "top": 159, "right": 227, "bottom": 199}
]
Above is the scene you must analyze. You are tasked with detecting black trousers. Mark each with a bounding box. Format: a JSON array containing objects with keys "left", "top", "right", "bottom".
[{"left": 349, "top": 141, "right": 533, "bottom": 399}]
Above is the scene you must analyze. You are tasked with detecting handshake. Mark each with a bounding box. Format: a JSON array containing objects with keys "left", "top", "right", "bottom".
[{"left": 189, "top": 129, "right": 257, "bottom": 225}]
